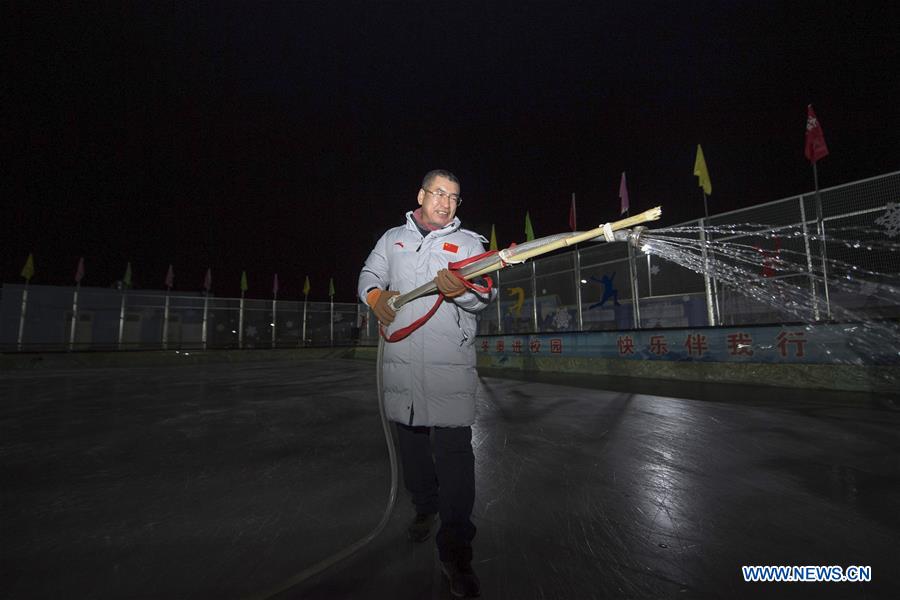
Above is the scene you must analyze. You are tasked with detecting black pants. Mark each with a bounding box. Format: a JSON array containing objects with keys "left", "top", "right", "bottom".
[{"left": 395, "top": 423, "right": 476, "bottom": 564}]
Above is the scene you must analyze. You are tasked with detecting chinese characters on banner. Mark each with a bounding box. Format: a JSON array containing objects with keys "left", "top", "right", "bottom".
[{"left": 477, "top": 330, "right": 811, "bottom": 361}]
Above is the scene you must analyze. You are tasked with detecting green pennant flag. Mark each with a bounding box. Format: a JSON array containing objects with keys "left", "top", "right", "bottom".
[
  {"left": 489, "top": 224, "right": 498, "bottom": 251},
  {"left": 21, "top": 253, "right": 35, "bottom": 282},
  {"left": 328, "top": 277, "right": 335, "bottom": 297},
  {"left": 303, "top": 275, "right": 311, "bottom": 296},
  {"left": 525, "top": 211, "right": 535, "bottom": 242},
  {"left": 123, "top": 262, "right": 132, "bottom": 289},
  {"left": 240, "top": 270, "right": 248, "bottom": 292}
]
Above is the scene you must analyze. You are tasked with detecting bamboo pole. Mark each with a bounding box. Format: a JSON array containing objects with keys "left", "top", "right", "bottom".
[{"left": 390, "top": 206, "right": 662, "bottom": 311}]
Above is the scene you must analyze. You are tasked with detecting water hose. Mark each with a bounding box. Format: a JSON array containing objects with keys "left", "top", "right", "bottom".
[
  {"left": 249, "top": 206, "right": 661, "bottom": 598},
  {"left": 248, "top": 337, "right": 398, "bottom": 600}
]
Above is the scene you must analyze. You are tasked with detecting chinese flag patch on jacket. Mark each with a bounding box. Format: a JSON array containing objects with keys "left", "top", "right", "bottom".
[{"left": 442, "top": 242, "right": 459, "bottom": 253}]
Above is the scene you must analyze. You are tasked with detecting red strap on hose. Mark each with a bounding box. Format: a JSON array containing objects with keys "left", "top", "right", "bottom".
[
  {"left": 380, "top": 249, "right": 497, "bottom": 343},
  {"left": 380, "top": 296, "right": 444, "bottom": 342}
]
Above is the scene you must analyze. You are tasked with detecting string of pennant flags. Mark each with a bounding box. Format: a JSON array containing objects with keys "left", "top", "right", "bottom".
[
  {"left": 16, "top": 253, "right": 337, "bottom": 301},
  {"left": 490, "top": 104, "right": 830, "bottom": 249},
  {"left": 16, "top": 106, "right": 831, "bottom": 291}
]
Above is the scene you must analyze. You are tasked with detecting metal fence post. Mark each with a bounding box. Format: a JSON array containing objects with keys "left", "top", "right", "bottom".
[
  {"left": 574, "top": 248, "right": 584, "bottom": 331},
  {"left": 699, "top": 219, "right": 717, "bottom": 326},
  {"left": 627, "top": 243, "right": 641, "bottom": 329},
  {"left": 799, "top": 196, "right": 820, "bottom": 321},
  {"left": 69, "top": 284, "right": 80, "bottom": 351},
  {"left": 813, "top": 165, "right": 833, "bottom": 319},
  {"left": 238, "top": 294, "right": 245, "bottom": 349},
  {"left": 531, "top": 261, "right": 538, "bottom": 332},
  {"left": 17, "top": 284, "right": 29, "bottom": 352},
  {"left": 201, "top": 293, "right": 209, "bottom": 350},
  {"left": 117, "top": 289, "right": 127, "bottom": 350},
  {"left": 301, "top": 298, "right": 308, "bottom": 347},
  {"left": 271, "top": 297, "right": 277, "bottom": 349},
  {"left": 162, "top": 292, "right": 170, "bottom": 350},
  {"left": 495, "top": 270, "right": 503, "bottom": 333}
]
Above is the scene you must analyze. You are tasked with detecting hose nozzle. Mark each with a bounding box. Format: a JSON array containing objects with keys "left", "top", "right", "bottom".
[
  {"left": 597, "top": 226, "right": 648, "bottom": 248},
  {"left": 622, "top": 226, "right": 648, "bottom": 248}
]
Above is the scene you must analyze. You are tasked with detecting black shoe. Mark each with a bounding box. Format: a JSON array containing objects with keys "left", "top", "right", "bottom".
[
  {"left": 407, "top": 512, "right": 437, "bottom": 542},
  {"left": 441, "top": 560, "right": 481, "bottom": 598}
]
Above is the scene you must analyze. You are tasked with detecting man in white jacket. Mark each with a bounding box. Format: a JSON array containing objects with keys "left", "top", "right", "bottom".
[{"left": 358, "top": 169, "right": 495, "bottom": 598}]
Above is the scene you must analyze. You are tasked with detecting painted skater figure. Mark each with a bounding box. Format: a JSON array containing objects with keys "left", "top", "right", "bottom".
[
  {"left": 358, "top": 169, "right": 496, "bottom": 598},
  {"left": 589, "top": 273, "right": 621, "bottom": 309}
]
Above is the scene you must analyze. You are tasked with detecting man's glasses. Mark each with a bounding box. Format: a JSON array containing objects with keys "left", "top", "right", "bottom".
[{"left": 423, "top": 188, "right": 462, "bottom": 206}]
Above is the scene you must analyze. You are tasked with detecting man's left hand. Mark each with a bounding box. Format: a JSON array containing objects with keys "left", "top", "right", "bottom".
[{"left": 435, "top": 269, "right": 466, "bottom": 298}]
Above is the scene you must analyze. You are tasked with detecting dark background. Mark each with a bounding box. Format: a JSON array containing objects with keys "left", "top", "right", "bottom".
[{"left": 3, "top": 1, "right": 899, "bottom": 300}]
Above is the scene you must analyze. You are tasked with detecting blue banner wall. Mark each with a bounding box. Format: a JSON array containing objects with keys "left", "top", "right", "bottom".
[{"left": 476, "top": 324, "right": 898, "bottom": 365}]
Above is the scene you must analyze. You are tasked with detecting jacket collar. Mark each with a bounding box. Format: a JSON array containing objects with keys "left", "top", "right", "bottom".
[{"left": 404, "top": 211, "right": 460, "bottom": 238}]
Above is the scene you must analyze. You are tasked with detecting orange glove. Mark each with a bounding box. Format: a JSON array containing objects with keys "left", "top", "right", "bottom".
[
  {"left": 435, "top": 269, "right": 466, "bottom": 299},
  {"left": 367, "top": 289, "right": 400, "bottom": 325}
]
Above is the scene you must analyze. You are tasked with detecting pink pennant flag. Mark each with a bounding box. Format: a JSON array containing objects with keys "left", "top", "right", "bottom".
[
  {"left": 74, "top": 257, "right": 85, "bottom": 284},
  {"left": 165, "top": 264, "right": 174, "bottom": 289},
  {"left": 203, "top": 268, "right": 212, "bottom": 292},
  {"left": 568, "top": 194, "right": 577, "bottom": 231},
  {"left": 273, "top": 273, "right": 279, "bottom": 296},
  {"left": 618, "top": 172, "right": 630, "bottom": 215}
]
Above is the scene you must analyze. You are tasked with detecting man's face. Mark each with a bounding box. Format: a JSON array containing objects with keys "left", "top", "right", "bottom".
[{"left": 417, "top": 175, "right": 460, "bottom": 229}]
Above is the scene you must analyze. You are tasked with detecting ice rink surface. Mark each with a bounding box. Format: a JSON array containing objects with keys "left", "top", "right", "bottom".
[{"left": 2, "top": 358, "right": 898, "bottom": 599}]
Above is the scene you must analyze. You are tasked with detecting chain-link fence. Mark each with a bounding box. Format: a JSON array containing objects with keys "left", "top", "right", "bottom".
[{"left": 3, "top": 171, "right": 898, "bottom": 351}]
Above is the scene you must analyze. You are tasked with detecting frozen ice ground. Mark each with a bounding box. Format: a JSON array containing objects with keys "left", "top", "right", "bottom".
[{"left": 1, "top": 358, "right": 898, "bottom": 599}]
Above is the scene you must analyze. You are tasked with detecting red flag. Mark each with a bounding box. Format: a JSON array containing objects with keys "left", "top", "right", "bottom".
[
  {"left": 804, "top": 104, "right": 829, "bottom": 163},
  {"left": 165, "top": 264, "right": 174, "bottom": 289},
  {"left": 74, "top": 257, "right": 85, "bottom": 283},
  {"left": 203, "top": 268, "right": 212, "bottom": 292},
  {"left": 568, "top": 194, "right": 577, "bottom": 231},
  {"left": 619, "top": 172, "right": 630, "bottom": 215},
  {"left": 273, "top": 273, "right": 279, "bottom": 296}
]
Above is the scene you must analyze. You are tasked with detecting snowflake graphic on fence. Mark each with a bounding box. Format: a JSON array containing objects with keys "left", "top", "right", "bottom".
[{"left": 874, "top": 203, "right": 900, "bottom": 238}]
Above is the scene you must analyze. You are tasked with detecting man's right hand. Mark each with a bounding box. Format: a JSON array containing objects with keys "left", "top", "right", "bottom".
[{"left": 367, "top": 289, "right": 400, "bottom": 325}]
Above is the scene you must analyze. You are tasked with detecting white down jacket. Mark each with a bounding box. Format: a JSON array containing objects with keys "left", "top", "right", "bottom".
[{"left": 358, "top": 211, "right": 497, "bottom": 427}]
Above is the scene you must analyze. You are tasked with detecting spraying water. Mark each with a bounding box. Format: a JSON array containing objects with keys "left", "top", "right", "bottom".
[{"left": 637, "top": 223, "right": 900, "bottom": 368}]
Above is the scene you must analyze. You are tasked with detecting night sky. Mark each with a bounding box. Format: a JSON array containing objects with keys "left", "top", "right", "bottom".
[{"left": 4, "top": 2, "right": 899, "bottom": 301}]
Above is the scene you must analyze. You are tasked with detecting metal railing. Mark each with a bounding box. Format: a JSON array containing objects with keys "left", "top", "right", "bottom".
[
  {"left": 474, "top": 170, "right": 900, "bottom": 335},
  {"left": 0, "top": 287, "right": 366, "bottom": 352}
]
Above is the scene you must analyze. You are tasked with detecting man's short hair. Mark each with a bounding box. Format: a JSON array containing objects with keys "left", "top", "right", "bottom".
[{"left": 422, "top": 169, "right": 460, "bottom": 190}]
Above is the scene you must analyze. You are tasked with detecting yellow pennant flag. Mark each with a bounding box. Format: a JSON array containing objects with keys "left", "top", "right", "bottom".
[
  {"left": 489, "top": 224, "right": 498, "bottom": 251},
  {"left": 21, "top": 253, "right": 35, "bottom": 282},
  {"left": 328, "top": 277, "right": 335, "bottom": 297},
  {"left": 240, "top": 270, "right": 248, "bottom": 292},
  {"left": 525, "top": 212, "right": 535, "bottom": 242},
  {"left": 694, "top": 144, "right": 712, "bottom": 195},
  {"left": 303, "top": 275, "right": 311, "bottom": 296}
]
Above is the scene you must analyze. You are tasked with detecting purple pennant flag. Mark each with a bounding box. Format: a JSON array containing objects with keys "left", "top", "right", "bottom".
[
  {"left": 165, "top": 264, "right": 174, "bottom": 289},
  {"left": 273, "top": 273, "right": 279, "bottom": 296},
  {"left": 74, "top": 257, "right": 85, "bottom": 283},
  {"left": 619, "top": 172, "right": 630, "bottom": 215},
  {"left": 203, "top": 268, "right": 212, "bottom": 292}
]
